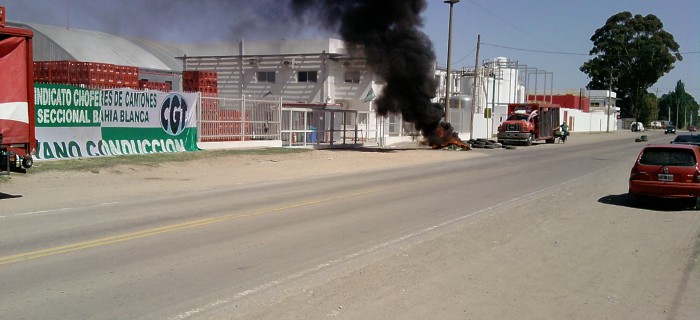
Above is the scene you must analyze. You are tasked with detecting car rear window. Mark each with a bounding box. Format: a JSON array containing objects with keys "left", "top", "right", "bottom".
[
  {"left": 640, "top": 148, "right": 697, "bottom": 166},
  {"left": 672, "top": 135, "right": 700, "bottom": 144}
]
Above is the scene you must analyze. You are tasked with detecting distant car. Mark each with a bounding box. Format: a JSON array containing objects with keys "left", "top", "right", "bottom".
[
  {"left": 671, "top": 134, "right": 700, "bottom": 146},
  {"left": 631, "top": 122, "right": 645, "bottom": 132},
  {"left": 690, "top": 125, "right": 697, "bottom": 132},
  {"left": 665, "top": 125, "right": 676, "bottom": 134},
  {"left": 629, "top": 144, "right": 700, "bottom": 209}
]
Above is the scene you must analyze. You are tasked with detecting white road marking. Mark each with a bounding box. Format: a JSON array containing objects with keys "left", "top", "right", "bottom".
[{"left": 0, "top": 202, "right": 119, "bottom": 219}]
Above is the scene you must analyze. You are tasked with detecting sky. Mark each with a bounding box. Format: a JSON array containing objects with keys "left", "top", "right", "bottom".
[{"left": 2, "top": 0, "right": 698, "bottom": 99}]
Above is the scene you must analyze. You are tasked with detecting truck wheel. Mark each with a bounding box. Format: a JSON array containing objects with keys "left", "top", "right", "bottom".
[
  {"left": 525, "top": 134, "right": 533, "bottom": 146},
  {"left": 21, "top": 156, "right": 33, "bottom": 169}
]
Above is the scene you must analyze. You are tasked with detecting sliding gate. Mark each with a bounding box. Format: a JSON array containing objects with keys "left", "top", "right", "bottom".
[{"left": 281, "top": 108, "right": 366, "bottom": 147}]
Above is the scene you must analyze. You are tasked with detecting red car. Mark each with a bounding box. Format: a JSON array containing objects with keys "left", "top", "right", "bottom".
[{"left": 629, "top": 144, "right": 700, "bottom": 209}]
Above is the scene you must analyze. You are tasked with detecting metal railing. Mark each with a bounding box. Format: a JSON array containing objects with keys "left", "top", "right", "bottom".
[{"left": 198, "top": 95, "right": 282, "bottom": 142}]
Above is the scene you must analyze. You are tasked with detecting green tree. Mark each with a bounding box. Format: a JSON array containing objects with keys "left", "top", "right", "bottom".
[
  {"left": 658, "top": 80, "right": 699, "bottom": 129},
  {"left": 580, "top": 12, "right": 682, "bottom": 120},
  {"left": 638, "top": 92, "right": 658, "bottom": 126}
]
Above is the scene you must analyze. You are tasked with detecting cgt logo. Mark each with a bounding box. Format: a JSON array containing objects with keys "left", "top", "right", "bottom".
[{"left": 160, "top": 94, "right": 189, "bottom": 136}]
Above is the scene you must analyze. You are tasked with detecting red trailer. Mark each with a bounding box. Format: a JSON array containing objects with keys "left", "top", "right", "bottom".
[{"left": 0, "top": 7, "right": 35, "bottom": 169}]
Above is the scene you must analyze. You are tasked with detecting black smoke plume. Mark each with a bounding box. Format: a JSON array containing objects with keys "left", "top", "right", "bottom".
[{"left": 290, "top": 0, "right": 449, "bottom": 142}]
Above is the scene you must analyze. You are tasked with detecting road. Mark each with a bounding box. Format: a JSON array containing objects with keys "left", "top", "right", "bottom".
[{"left": 1, "top": 131, "right": 698, "bottom": 319}]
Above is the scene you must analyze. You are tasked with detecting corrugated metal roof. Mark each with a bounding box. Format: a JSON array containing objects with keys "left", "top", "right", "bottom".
[
  {"left": 7, "top": 21, "right": 348, "bottom": 72},
  {"left": 11, "top": 21, "right": 176, "bottom": 71}
]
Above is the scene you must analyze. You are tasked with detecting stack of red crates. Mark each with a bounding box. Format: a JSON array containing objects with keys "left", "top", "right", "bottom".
[
  {"left": 33, "top": 60, "right": 139, "bottom": 89},
  {"left": 138, "top": 80, "right": 172, "bottom": 92},
  {"left": 182, "top": 70, "right": 218, "bottom": 96},
  {"left": 115, "top": 65, "right": 139, "bottom": 89}
]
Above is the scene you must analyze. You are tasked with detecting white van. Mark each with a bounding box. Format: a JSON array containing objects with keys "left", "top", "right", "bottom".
[{"left": 631, "top": 122, "right": 645, "bottom": 132}]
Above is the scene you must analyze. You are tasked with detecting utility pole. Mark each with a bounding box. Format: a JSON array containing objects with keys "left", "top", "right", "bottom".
[
  {"left": 676, "top": 97, "right": 679, "bottom": 129},
  {"left": 470, "top": 34, "right": 480, "bottom": 139},
  {"left": 607, "top": 70, "right": 612, "bottom": 133},
  {"left": 66, "top": 0, "right": 70, "bottom": 29},
  {"left": 444, "top": 0, "right": 460, "bottom": 122}
]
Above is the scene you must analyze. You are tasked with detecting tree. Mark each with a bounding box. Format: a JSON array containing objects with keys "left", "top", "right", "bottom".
[
  {"left": 580, "top": 12, "right": 682, "bottom": 120},
  {"left": 658, "top": 80, "right": 699, "bottom": 129},
  {"left": 638, "top": 92, "right": 658, "bottom": 126}
]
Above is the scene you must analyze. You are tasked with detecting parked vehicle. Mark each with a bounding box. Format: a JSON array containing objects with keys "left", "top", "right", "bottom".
[
  {"left": 631, "top": 121, "right": 645, "bottom": 132},
  {"left": 690, "top": 125, "right": 697, "bottom": 132},
  {"left": 497, "top": 103, "right": 561, "bottom": 146},
  {"left": 629, "top": 144, "right": 700, "bottom": 209},
  {"left": 671, "top": 134, "right": 700, "bottom": 146},
  {"left": 665, "top": 125, "right": 676, "bottom": 134},
  {"left": 0, "top": 10, "right": 35, "bottom": 169}
]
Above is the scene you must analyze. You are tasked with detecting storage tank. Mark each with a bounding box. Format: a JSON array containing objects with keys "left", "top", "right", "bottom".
[
  {"left": 448, "top": 94, "right": 472, "bottom": 110},
  {"left": 447, "top": 95, "right": 472, "bottom": 134}
]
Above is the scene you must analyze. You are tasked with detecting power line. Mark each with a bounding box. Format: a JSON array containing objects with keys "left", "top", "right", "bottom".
[
  {"left": 452, "top": 46, "right": 477, "bottom": 66},
  {"left": 482, "top": 42, "right": 589, "bottom": 56},
  {"left": 482, "top": 43, "right": 699, "bottom": 57},
  {"left": 465, "top": 0, "right": 557, "bottom": 50}
]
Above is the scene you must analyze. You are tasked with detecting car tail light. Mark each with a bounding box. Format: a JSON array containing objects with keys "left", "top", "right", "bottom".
[
  {"left": 693, "top": 169, "right": 700, "bottom": 182},
  {"left": 630, "top": 167, "right": 640, "bottom": 180}
]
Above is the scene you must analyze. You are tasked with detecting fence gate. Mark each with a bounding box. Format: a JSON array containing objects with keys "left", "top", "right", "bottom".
[
  {"left": 198, "top": 95, "right": 281, "bottom": 142},
  {"left": 281, "top": 108, "right": 364, "bottom": 147}
]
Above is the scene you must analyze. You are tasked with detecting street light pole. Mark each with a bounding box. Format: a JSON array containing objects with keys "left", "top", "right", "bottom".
[
  {"left": 444, "top": 0, "right": 459, "bottom": 123},
  {"left": 607, "top": 71, "right": 612, "bottom": 133}
]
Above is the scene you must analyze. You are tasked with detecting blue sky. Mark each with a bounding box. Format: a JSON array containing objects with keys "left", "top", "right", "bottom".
[
  {"left": 422, "top": 0, "right": 699, "bottom": 97},
  {"left": 3, "top": 0, "right": 698, "bottom": 98}
]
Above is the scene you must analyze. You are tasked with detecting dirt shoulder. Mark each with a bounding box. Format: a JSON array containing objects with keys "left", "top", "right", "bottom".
[{"left": 1, "top": 144, "right": 484, "bottom": 214}]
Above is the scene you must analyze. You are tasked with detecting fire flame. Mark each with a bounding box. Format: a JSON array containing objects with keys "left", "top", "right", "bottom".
[{"left": 429, "top": 122, "right": 471, "bottom": 150}]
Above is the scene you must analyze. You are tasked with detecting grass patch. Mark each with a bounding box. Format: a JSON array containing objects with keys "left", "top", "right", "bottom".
[{"left": 28, "top": 148, "right": 312, "bottom": 173}]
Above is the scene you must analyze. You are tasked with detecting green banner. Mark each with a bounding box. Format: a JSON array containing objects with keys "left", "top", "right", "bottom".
[{"left": 34, "top": 84, "right": 199, "bottom": 160}]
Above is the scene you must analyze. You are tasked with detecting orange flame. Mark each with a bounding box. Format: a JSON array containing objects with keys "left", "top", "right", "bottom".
[{"left": 430, "top": 125, "right": 471, "bottom": 150}]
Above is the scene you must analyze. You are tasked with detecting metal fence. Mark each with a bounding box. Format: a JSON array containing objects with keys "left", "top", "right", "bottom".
[{"left": 198, "top": 95, "right": 282, "bottom": 142}]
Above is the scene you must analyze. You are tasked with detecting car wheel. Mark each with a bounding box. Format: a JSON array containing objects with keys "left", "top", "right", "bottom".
[
  {"left": 689, "top": 197, "right": 700, "bottom": 210},
  {"left": 628, "top": 192, "right": 642, "bottom": 207}
]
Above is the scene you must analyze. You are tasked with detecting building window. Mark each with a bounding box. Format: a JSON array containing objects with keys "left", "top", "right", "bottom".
[
  {"left": 257, "top": 71, "right": 276, "bottom": 83},
  {"left": 344, "top": 70, "right": 361, "bottom": 83},
  {"left": 297, "top": 71, "right": 317, "bottom": 83}
]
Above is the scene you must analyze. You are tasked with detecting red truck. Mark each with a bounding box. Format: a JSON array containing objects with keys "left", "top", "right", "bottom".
[
  {"left": 0, "top": 7, "right": 35, "bottom": 169},
  {"left": 497, "top": 103, "right": 561, "bottom": 146}
]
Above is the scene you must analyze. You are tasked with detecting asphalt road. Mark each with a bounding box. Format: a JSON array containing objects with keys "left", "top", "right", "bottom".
[{"left": 0, "top": 130, "right": 697, "bottom": 319}]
